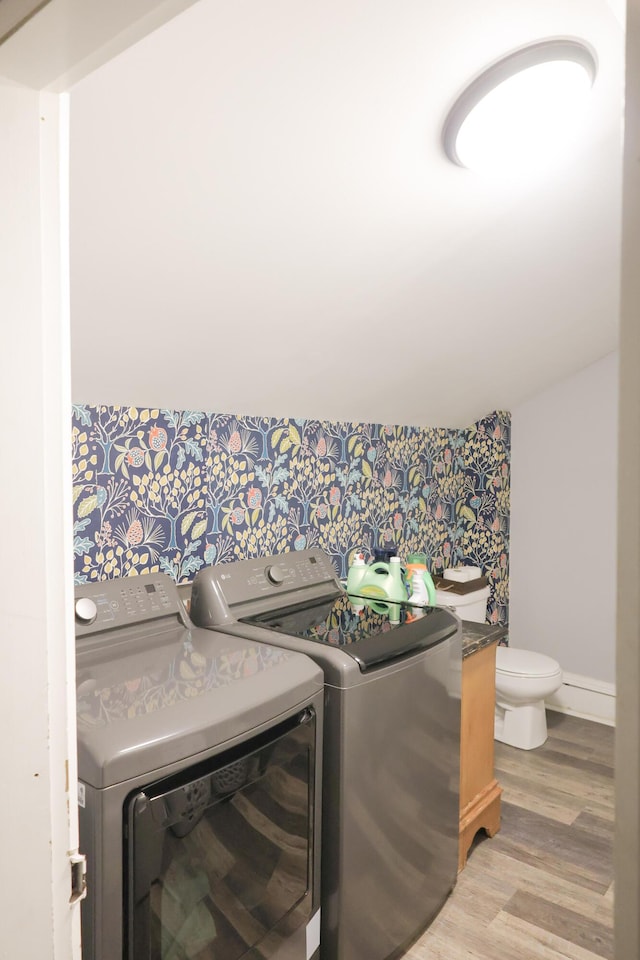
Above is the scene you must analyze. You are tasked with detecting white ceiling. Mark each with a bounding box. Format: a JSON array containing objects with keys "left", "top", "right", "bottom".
[{"left": 47, "top": 0, "right": 629, "bottom": 425}]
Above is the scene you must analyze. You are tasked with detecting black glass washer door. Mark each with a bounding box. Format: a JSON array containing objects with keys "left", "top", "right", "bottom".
[
  {"left": 126, "top": 710, "right": 315, "bottom": 960},
  {"left": 242, "top": 593, "right": 458, "bottom": 671}
]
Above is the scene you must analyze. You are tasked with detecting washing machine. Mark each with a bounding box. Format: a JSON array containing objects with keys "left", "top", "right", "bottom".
[
  {"left": 74, "top": 572, "right": 323, "bottom": 960},
  {"left": 190, "top": 549, "right": 461, "bottom": 960}
]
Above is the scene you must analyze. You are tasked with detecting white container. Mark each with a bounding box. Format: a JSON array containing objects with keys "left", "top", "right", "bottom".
[
  {"left": 408, "top": 571, "right": 430, "bottom": 609},
  {"left": 443, "top": 565, "right": 482, "bottom": 583},
  {"left": 346, "top": 554, "right": 367, "bottom": 594},
  {"left": 434, "top": 584, "right": 490, "bottom": 623}
]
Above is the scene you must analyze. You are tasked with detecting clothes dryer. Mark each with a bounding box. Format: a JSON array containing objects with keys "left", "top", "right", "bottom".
[{"left": 75, "top": 572, "right": 323, "bottom": 960}]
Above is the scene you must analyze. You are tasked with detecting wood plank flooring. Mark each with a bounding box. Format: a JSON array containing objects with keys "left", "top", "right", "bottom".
[{"left": 403, "top": 712, "right": 614, "bottom": 960}]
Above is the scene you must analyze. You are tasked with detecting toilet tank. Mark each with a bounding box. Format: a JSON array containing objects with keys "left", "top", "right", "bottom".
[{"left": 434, "top": 584, "right": 490, "bottom": 623}]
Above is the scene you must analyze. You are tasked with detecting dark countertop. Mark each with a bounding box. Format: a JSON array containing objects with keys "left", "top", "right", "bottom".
[{"left": 461, "top": 621, "right": 508, "bottom": 659}]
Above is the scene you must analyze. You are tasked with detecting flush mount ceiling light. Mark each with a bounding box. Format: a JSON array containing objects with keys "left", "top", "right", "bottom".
[{"left": 442, "top": 38, "right": 597, "bottom": 174}]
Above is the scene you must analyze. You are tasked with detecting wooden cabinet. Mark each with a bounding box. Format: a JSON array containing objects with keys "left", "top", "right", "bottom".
[{"left": 459, "top": 639, "right": 502, "bottom": 872}]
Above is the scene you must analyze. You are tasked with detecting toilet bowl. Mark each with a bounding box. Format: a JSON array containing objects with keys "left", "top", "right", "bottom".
[{"left": 494, "top": 647, "right": 563, "bottom": 750}]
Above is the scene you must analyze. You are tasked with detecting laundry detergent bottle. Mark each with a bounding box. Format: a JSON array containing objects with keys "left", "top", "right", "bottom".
[
  {"left": 408, "top": 569, "right": 437, "bottom": 607},
  {"left": 346, "top": 553, "right": 367, "bottom": 594},
  {"left": 358, "top": 556, "right": 407, "bottom": 603}
]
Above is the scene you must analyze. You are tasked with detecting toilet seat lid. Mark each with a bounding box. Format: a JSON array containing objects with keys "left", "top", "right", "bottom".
[{"left": 496, "top": 646, "right": 561, "bottom": 678}]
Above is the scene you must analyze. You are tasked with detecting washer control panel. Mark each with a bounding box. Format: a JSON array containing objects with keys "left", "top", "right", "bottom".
[
  {"left": 74, "top": 573, "right": 183, "bottom": 636},
  {"left": 193, "top": 549, "right": 341, "bottom": 614}
]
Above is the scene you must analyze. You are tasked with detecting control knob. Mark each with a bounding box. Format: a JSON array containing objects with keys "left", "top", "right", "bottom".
[
  {"left": 75, "top": 597, "right": 98, "bottom": 625},
  {"left": 266, "top": 564, "right": 286, "bottom": 585}
]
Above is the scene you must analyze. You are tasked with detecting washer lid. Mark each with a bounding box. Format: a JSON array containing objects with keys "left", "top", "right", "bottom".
[
  {"left": 241, "top": 592, "right": 458, "bottom": 674},
  {"left": 496, "top": 646, "right": 561, "bottom": 678}
]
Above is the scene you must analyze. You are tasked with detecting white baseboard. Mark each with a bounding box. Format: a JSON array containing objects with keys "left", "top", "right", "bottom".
[{"left": 546, "top": 671, "right": 616, "bottom": 727}]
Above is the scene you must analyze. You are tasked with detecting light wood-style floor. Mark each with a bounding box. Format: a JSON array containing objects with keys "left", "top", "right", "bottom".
[{"left": 404, "top": 712, "right": 614, "bottom": 960}]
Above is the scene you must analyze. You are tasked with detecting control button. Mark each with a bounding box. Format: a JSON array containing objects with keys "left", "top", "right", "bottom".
[
  {"left": 75, "top": 597, "right": 98, "bottom": 625},
  {"left": 266, "top": 564, "right": 286, "bottom": 585}
]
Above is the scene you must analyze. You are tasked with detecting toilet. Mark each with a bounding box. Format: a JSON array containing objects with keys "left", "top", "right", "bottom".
[
  {"left": 435, "top": 566, "right": 563, "bottom": 751},
  {"left": 494, "top": 647, "right": 563, "bottom": 750}
]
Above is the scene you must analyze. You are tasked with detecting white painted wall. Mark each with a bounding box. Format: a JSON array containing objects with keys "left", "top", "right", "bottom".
[{"left": 509, "top": 351, "right": 618, "bottom": 684}]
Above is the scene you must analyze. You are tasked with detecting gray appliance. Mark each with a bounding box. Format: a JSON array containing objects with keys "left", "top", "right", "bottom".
[
  {"left": 75, "top": 572, "right": 323, "bottom": 960},
  {"left": 190, "top": 549, "right": 461, "bottom": 960}
]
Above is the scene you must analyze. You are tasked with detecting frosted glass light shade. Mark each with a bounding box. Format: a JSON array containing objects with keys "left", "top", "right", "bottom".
[{"left": 443, "top": 39, "right": 597, "bottom": 174}]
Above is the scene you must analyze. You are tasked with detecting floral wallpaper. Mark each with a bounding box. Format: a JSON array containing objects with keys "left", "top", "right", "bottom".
[{"left": 72, "top": 406, "right": 510, "bottom": 623}]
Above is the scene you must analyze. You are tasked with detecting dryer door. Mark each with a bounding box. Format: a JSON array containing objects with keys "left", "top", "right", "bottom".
[{"left": 124, "top": 709, "right": 316, "bottom": 960}]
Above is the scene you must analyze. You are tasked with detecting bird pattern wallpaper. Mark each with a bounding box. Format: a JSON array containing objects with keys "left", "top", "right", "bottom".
[{"left": 72, "top": 406, "right": 510, "bottom": 624}]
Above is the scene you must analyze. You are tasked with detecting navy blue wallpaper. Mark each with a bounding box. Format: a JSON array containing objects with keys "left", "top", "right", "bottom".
[{"left": 72, "top": 406, "right": 510, "bottom": 623}]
